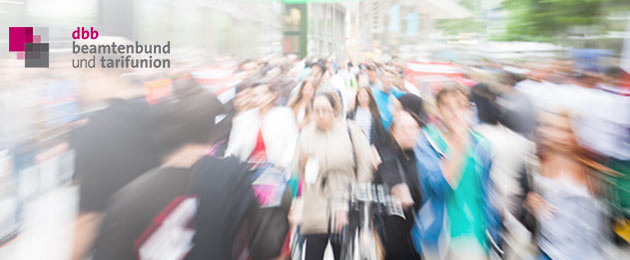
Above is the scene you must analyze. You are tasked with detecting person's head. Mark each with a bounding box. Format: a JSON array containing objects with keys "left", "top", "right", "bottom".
[
  {"left": 391, "top": 111, "right": 421, "bottom": 150},
  {"left": 357, "top": 73, "right": 370, "bottom": 88},
  {"left": 355, "top": 87, "right": 381, "bottom": 121},
  {"left": 398, "top": 94, "right": 428, "bottom": 126},
  {"left": 469, "top": 83, "right": 501, "bottom": 125},
  {"left": 311, "top": 61, "right": 326, "bottom": 79},
  {"left": 381, "top": 69, "right": 398, "bottom": 92},
  {"left": 249, "top": 80, "right": 279, "bottom": 109},
  {"left": 492, "top": 71, "right": 519, "bottom": 93},
  {"left": 435, "top": 85, "right": 472, "bottom": 132},
  {"left": 233, "top": 80, "right": 257, "bottom": 112},
  {"left": 156, "top": 90, "right": 219, "bottom": 158},
  {"left": 537, "top": 111, "right": 616, "bottom": 180},
  {"left": 538, "top": 111, "right": 578, "bottom": 156},
  {"left": 312, "top": 92, "right": 340, "bottom": 131},
  {"left": 356, "top": 87, "right": 373, "bottom": 108},
  {"left": 289, "top": 79, "right": 316, "bottom": 108},
  {"left": 300, "top": 79, "right": 316, "bottom": 100},
  {"left": 366, "top": 65, "right": 378, "bottom": 83}
]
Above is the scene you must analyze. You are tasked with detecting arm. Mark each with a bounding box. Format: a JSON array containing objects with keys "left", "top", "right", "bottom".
[
  {"left": 291, "top": 131, "right": 306, "bottom": 179},
  {"left": 224, "top": 109, "right": 255, "bottom": 161},
  {"left": 349, "top": 123, "right": 374, "bottom": 183},
  {"left": 71, "top": 212, "right": 103, "bottom": 260},
  {"left": 276, "top": 108, "right": 300, "bottom": 168},
  {"left": 440, "top": 138, "right": 469, "bottom": 189},
  {"left": 413, "top": 134, "right": 453, "bottom": 200}
]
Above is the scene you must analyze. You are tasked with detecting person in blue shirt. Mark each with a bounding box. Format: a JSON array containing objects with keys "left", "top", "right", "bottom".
[{"left": 368, "top": 65, "right": 405, "bottom": 131}]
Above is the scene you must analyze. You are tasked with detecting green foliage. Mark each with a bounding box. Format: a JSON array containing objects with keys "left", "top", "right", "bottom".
[
  {"left": 437, "top": 18, "right": 485, "bottom": 36},
  {"left": 501, "top": 0, "right": 605, "bottom": 41}
]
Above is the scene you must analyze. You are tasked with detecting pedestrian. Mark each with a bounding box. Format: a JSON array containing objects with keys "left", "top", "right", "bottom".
[
  {"left": 528, "top": 111, "right": 608, "bottom": 260},
  {"left": 288, "top": 78, "right": 317, "bottom": 130},
  {"left": 225, "top": 79, "right": 298, "bottom": 168},
  {"left": 371, "top": 68, "right": 406, "bottom": 131},
  {"left": 92, "top": 88, "right": 226, "bottom": 260},
  {"left": 377, "top": 110, "right": 424, "bottom": 260},
  {"left": 347, "top": 87, "right": 388, "bottom": 148},
  {"left": 411, "top": 86, "right": 500, "bottom": 260},
  {"left": 292, "top": 92, "right": 374, "bottom": 260}
]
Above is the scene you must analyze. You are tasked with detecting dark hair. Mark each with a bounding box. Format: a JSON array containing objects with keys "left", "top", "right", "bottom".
[
  {"left": 353, "top": 87, "right": 382, "bottom": 124},
  {"left": 398, "top": 94, "right": 428, "bottom": 127},
  {"left": 312, "top": 92, "right": 340, "bottom": 115},
  {"left": 288, "top": 79, "right": 314, "bottom": 109},
  {"left": 234, "top": 78, "right": 258, "bottom": 94},
  {"left": 470, "top": 83, "right": 501, "bottom": 125},
  {"left": 270, "top": 77, "right": 295, "bottom": 105},
  {"left": 388, "top": 110, "right": 422, "bottom": 151},
  {"left": 311, "top": 60, "right": 327, "bottom": 74},
  {"left": 155, "top": 90, "right": 220, "bottom": 153}
]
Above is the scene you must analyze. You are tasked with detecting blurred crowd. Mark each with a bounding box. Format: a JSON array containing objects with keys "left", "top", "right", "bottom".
[{"left": 55, "top": 53, "right": 630, "bottom": 260}]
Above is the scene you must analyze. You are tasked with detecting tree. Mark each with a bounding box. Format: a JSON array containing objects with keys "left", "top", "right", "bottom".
[{"left": 500, "top": 0, "right": 623, "bottom": 42}]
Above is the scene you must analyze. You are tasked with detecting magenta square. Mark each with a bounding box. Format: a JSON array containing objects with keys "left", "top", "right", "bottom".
[
  {"left": 33, "top": 35, "right": 41, "bottom": 43},
  {"left": 16, "top": 52, "right": 25, "bottom": 60},
  {"left": 9, "top": 27, "right": 34, "bottom": 52}
]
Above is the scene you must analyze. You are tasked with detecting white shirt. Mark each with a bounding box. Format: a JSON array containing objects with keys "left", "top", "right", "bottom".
[
  {"left": 474, "top": 124, "right": 536, "bottom": 215},
  {"left": 353, "top": 107, "right": 373, "bottom": 142},
  {"left": 226, "top": 107, "right": 298, "bottom": 168}
]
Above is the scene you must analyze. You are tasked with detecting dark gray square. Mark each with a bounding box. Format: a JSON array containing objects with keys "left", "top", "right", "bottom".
[{"left": 25, "top": 43, "right": 49, "bottom": 68}]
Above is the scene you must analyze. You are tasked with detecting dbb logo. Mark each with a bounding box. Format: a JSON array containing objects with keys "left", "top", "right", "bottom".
[{"left": 72, "top": 27, "right": 99, "bottom": 39}]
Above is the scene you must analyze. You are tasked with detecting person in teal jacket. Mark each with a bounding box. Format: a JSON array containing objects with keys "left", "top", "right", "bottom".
[{"left": 411, "top": 86, "right": 501, "bottom": 260}]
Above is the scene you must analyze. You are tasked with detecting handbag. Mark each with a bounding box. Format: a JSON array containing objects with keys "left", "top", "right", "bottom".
[{"left": 248, "top": 164, "right": 292, "bottom": 260}]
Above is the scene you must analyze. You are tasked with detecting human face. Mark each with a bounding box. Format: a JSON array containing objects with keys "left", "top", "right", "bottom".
[
  {"left": 313, "top": 96, "right": 336, "bottom": 131},
  {"left": 392, "top": 112, "right": 420, "bottom": 150},
  {"left": 382, "top": 72, "right": 397, "bottom": 92},
  {"left": 539, "top": 112, "right": 575, "bottom": 154},
  {"left": 234, "top": 88, "right": 253, "bottom": 112},
  {"left": 311, "top": 66, "right": 323, "bottom": 80},
  {"left": 437, "top": 91, "right": 472, "bottom": 132},
  {"left": 367, "top": 69, "right": 377, "bottom": 83},
  {"left": 302, "top": 81, "right": 316, "bottom": 101},
  {"left": 357, "top": 88, "right": 370, "bottom": 108},
  {"left": 251, "top": 84, "right": 276, "bottom": 109}
]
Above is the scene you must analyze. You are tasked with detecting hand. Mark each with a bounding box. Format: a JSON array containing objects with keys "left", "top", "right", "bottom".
[
  {"left": 288, "top": 198, "right": 303, "bottom": 226},
  {"left": 526, "top": 192, "right": 554, "bottom": 217},
  {"left": 391, "top": 184, "right": 414, "bottom": 210}
]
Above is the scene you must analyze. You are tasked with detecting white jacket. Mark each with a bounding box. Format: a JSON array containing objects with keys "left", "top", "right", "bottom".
[{"left": 226, "top": 107, "right": 298, "bottom": 168}]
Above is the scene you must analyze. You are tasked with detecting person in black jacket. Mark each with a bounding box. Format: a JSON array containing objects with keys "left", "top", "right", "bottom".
[
  {"left": 72, "top": 75, "right": 224, "bottom": 260},
  {"left": 377, "top": 110, "right": 424, "bottom": 260}
]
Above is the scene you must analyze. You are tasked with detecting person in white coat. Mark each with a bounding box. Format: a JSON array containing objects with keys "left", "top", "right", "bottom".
[{"left": 226, "top": 80, "right": 298, "bottom": 169}]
